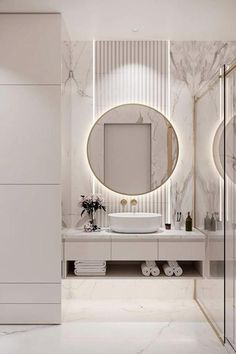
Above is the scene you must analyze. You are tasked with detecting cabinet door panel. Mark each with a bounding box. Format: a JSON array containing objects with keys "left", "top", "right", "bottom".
[
  {"left": 0, "top": 185, "right": 61, "bottom": 283},
  {"left": 0, "top": 86, "right": 61, "bottom": 184}
]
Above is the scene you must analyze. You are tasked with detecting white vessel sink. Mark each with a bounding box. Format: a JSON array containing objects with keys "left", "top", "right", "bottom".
[{"left": 109, "top": 212, "right": 162, "bottom": 233}]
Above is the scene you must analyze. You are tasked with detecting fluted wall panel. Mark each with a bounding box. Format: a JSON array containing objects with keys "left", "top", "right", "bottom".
[{"left": 94, "top": 41, "right": 169, "bottom": 227}]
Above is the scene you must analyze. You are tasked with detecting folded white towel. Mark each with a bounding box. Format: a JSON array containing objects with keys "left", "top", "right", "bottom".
[
  {"left": 141, "top": 262, "right": 151, "bottom": 277},
  {"left": 75, "top": 265, "right": 106, "bottom": 271},
  {"left": 163, "top": 263, "right": 174, "bottom": 276},
  {"left": 150, "top": 266, "right": 160, "bottom": 277},
  {"left": 76, "top": 267, "right": 106, "bottom": 272},
  {"left": 74, "top": 269, "right": 106, "bottom": 276},
  {"left": 145, "top": 261, "right": 156, "bottom": 269},
  {"left": 74, "top": 260, "right": 106, "bottom": 267}
]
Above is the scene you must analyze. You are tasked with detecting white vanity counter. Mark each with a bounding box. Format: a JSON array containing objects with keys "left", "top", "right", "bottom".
[
  {"left": 62, "top": 228, "right": 206, "bottom": 278},
  {"left": 62, "top": 227, "right": 205, "bottom": 241}
]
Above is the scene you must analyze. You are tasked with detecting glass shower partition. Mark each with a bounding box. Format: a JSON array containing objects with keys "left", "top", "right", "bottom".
[
  {"left": 225, "top": 61, "right": 236, "bottom": 350},
  {"left": 194, "top": 67, "right": 225, "bottom": 341}
]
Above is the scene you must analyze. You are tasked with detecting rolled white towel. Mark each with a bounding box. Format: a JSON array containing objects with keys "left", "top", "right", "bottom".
[
  {"left": 163, "top": 263, "right": 174, "bottom": 277},
  {"left": 150, "top": 266, "right": 160, "bottom": 277},
  {"left": 141, "top": 262, "right": 151, "bottom": 277},
  {"left": 173, "top": 266, "right": 183, "bottom": 277},
  {"left": 145, "top": 261, "right": 156, "bottom": 269}
]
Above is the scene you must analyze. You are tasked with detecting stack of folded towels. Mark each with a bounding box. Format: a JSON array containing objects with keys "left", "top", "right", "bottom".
[
  {"left": 74, "top": 260, "right": 106, "bottom": 276},
  {"left": 162, "top": 261, "right": 183, "bottom": 277},
  {"left": 141, "top": 261, "right": 160, "bottom": 277}
]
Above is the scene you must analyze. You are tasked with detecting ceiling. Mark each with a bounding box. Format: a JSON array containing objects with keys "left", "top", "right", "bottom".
[{"left": 0, "top": 0, "right": 236, "bottom": 41}]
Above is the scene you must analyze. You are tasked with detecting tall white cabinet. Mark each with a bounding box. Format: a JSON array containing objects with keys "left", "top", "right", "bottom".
[{"left": 0, "top": 14, "right": 62, "bottom": 323}]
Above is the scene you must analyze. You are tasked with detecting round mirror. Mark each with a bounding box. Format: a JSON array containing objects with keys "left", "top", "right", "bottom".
[
  {"left": 213, "top": 116, "right": 236, "bottom": 183},
  {"left": 87, "top": 104, "right": 179, "bottom": 195}
]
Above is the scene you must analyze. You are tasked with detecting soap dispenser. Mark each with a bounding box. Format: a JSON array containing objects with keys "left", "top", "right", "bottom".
[
  {"left": 185, "top": 212, "right": 192, "bottom": 232},
  {"left": 204, "top": 212, "right": 211, "bottom": 230}
]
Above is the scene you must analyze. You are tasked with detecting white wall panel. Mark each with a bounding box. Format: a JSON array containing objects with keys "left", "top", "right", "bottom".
[{"left": 0, "top": 14, "right": 61, "bottom": 84}]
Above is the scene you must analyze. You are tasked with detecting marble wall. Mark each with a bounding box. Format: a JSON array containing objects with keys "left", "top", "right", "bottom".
[
  {"left": 65, "top": 40, "right": 236, "bottom": 230},
  {"left": 170, "top": 41, "right": 236, "bottom": 225},
  {"left": 61, "top": 26, "right": 72, "bottom": 228},
  {"left": 70, "top": 41, "right": 94, "bottom": 228}
]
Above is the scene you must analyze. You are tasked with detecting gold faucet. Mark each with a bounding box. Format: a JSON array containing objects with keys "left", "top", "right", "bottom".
[
  {"left": 130, "top": 199, "right": 138, "bottom": 207},
  {"left": 120, "top": 199, "right": 128, "bottom": 207}
]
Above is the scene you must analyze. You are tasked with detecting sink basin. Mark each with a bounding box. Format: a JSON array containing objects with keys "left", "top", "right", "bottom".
[{"left": 108, "top": 212, "right": 162, "bottom": 233}]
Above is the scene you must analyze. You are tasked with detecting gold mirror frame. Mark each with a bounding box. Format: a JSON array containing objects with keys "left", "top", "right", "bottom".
[{"left": 87, "top": 103, "right": 179, "bottom": 196}]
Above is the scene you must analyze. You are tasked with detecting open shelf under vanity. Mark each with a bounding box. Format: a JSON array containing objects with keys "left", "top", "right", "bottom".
[{"left": 65, "top": 260, "right": 204, "bottom": 279}]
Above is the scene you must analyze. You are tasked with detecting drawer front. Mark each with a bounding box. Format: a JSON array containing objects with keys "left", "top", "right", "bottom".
[
  {"left": 0, "top": 284, "right": 61, "bottom": 304},
  {"left": 159, "top": 241, "right": 205, "bottom": 260},
  {"left": 112, "top": 241, "right": 158, "bottom": 260},
  {"left": 65, "top": 241, "right": 111, "bottom": 260},
  {"left": 0, "top": 304, "right": 61, "bottom": 324}
]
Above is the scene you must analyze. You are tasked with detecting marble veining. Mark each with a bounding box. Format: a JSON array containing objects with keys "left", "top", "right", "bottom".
[
  {"left": 171, "top": 41, "right": 236, "bottom": 96},
  {"left": 61, "top": 38, "right": 72, "bottom": 229},
  {"left": 70, "top": 41, "right": 94, "bottom": 228},
  {"left": 170, "top": 41, "right": 236, "bottom": 225}
]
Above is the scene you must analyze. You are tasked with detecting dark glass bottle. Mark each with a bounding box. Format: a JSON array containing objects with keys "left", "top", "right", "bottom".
[
  {"left": 185, "top": 212, "right": 192, "bottom": 232},
  {"left": 210, "top": 213, "right": 216, "bottom": 231}
]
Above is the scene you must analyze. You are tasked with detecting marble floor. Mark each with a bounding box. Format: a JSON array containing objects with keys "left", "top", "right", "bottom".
[{"left": 0, "top": 279, "right": 228, "bottom": 354}]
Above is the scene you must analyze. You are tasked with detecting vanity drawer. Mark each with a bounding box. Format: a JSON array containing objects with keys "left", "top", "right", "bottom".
[
  {"left": 64, "top": 241, "right": 111, "bottom": 261},
  {"left": 111, "top": 241, "right": 158, "bottom": 260},
  {"left": 159, "top": 241, "right": 205, "bottom": 260}
]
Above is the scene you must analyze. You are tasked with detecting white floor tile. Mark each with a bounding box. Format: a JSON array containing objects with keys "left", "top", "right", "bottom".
[{"left": 0, "top": 299, "right": 227, "bottom": 354}]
